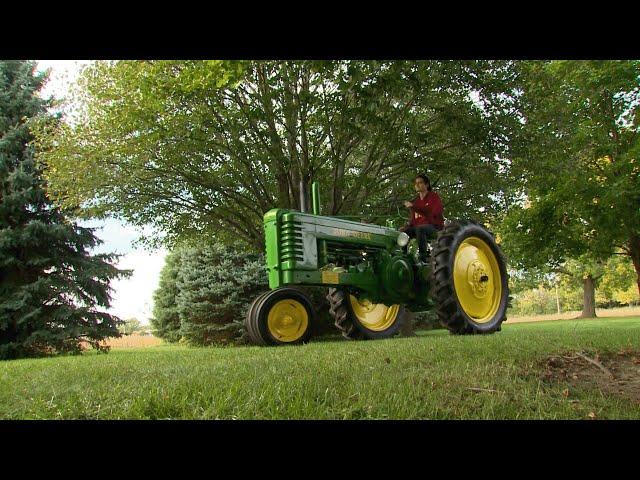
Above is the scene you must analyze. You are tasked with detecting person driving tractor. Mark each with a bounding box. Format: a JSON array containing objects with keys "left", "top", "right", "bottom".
[{"left": 399, "top": 174, "right": 444, "bottom": 263}]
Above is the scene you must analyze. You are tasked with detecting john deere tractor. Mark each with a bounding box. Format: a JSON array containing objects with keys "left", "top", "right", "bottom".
[{"left": 245, "top": 182, "right": 509, "bottom": 345}]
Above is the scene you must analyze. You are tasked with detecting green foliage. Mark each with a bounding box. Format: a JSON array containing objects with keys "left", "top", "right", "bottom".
[
  {"left": 150, "top": 249, "right": 182, "bottom": 342},
  {"left": 499, "top": 60, "right": 640, "bottom": 294},
  {"left": 509, "top": 254, "right": 639, "bottom": 315},
  {"left": 118, "top": 318, "right": 144, "bottom": 335},
  {"left": 0, "top": 61, "right": 129, "bottom": 359},
  {"left": 509, "top": 282, "right": 582, "bottom": 316},
  {"left": 152, "top": 242, "right": 269, "bottom": 346},
  {"left": 176, "top": 243, "right": 269, "bottom": 346},
  {"left": 597, "top": 255, "right": 640, "bottom": 306},
  {"left": 511, "top": 287, "right": 559, "bottom": 315},
  {"left": 413, "top": 310, "right": 443, "bottom": 330},
  {"left": 507, "top": 266, "right": 557, "bottom": 295},
  {"left": 39, "top": 60, "right": 523, "bottom": 251}
]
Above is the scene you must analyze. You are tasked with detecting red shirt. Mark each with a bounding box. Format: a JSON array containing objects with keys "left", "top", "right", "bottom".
[{"left": 409, "top": 191, "right": 444, "bottom": 227}]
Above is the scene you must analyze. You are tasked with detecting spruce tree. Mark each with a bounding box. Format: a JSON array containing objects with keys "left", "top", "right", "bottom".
[
  {"left": 0, "top": 61, "right": 129, "bottom": 359},
  {"left": 176, "top": 243, "right": 269, "bottom": 346},
  {"left": 150, "top": 248, "right": 182, "bottom": 342}
]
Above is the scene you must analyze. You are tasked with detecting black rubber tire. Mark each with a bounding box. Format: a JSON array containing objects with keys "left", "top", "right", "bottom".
[
  {"left": 326, "top": 288, "right": 407, "bottom": 340},
  {"left": 245, "top": 287, "right": 315, "bottom": 346},
  {"left": 429, "top": 220, "right": 509, "bottom": 335},
  {"left": 244, "top": 290, "right": 271, "bottom": 346}
]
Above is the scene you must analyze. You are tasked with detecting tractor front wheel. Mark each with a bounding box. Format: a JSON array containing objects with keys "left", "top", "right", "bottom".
[
  {"left": 245, "top": 288, "right": 315, "bottom": 346},
  {"left": 326, "top": 288, "right": 406, "bottom": 340}
]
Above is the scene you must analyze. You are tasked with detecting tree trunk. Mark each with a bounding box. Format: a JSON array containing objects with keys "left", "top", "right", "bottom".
[
  {"left": 330, "top": 159, "right": 345, "bottom": 215},
  {"left": 630, "top": 235, "right": 640, "bottom": 298},
  {"left": 578, "top": 274, "right": 597, "bottom": 318},
  {"left": 290, "top": 169, "right": 302, "bottom": 211},
  {"left": 277, "top": 173, "right": 291, "bottom": 209}
]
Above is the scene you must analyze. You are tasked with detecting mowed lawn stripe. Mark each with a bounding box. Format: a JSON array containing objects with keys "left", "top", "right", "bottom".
[{"left": 1, "top": 317, "right": 639, "bottom": 419}]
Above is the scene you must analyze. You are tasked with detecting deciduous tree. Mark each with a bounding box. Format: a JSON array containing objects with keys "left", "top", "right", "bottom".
[
  {"left": 500, "top": 60, "right": 640, "bottom": 315},
  {"left": 39, "top": 60, "right": 523, "bottom": 251}
]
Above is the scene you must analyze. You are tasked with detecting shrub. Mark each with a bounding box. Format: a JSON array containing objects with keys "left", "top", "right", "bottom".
[
  {"left": 150, "top": 250, "right": 183, "bottom": 343},
  {"left": 175, "top": 243, "right": 269, "bottom": 346},
  {"left": 414, "top": 310, "right": 443, "bottom": 330},
  {"left": 510, "top": 287, "right": 558, "bottom": 315}
]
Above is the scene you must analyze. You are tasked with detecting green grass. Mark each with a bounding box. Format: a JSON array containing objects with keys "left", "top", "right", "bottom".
[{"left": 1, "top": 317, "right": 639, "bottom": 419}]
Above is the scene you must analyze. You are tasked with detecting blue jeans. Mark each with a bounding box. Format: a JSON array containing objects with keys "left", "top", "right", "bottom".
[{"left": 403, "top": 224, "right": 442, "bottom": 262}]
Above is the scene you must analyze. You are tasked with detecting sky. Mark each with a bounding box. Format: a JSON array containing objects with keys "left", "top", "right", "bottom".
[{"left": 36, "top": 61, "right": 167, "bottom": 325}]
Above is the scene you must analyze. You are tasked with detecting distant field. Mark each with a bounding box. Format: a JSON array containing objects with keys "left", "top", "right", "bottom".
[
  {"left": 102, "top": 334, "right": 164, "bottom": 349},
  {"left": 507, "top": 306, "right": 640, "bottom": 324},
  {"left": 1, "top": 316, "right": 639, "bottom": 420}
]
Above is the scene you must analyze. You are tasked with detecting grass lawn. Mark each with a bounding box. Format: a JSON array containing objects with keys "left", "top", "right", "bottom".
[{"left": 1, "top": 316, "right": 639, "bottom": 419}]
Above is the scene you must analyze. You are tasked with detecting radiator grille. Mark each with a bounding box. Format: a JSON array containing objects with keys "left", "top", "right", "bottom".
[{"left": 280, "top": 219, "right": 303, "bottom": 263}]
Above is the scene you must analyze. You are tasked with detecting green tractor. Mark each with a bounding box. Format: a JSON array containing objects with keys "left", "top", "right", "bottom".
[{"left": 245, "top": 182, "right": 509, "bottom": 345}]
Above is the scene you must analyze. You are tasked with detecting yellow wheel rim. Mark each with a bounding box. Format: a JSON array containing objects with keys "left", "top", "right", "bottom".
[
  {"left": 453, "top": 237, "right": 502, "bottom": 323},
  {"left": 349, "top": 295, "right": 400, "bottom": 332},
  {"left": 267, "top": 299, "right": 309, "bottom": 342}
]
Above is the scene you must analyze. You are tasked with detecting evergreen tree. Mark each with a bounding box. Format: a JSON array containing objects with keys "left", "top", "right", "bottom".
[
  {"left": 150, "top": 248, "right": 182, "bottom": 342},
  {"left": 176, "top": 243, "right": 269, "bottom": 346},
  {"left": 0, "top": 61, "right": 129, "bottom": 359},
  {"left": 152, "top": 244, "right": 337, "bottom": 344}
]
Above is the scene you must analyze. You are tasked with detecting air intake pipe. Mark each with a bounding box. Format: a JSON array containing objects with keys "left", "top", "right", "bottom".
[
  {"left": 299, "top": 180, "right": 321, "bottom": 215},
  {"left": 299, "top": 180, "right": 307, "bottom": 213}
]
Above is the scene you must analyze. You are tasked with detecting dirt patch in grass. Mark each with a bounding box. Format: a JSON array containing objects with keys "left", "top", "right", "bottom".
[{"left": 542, "top": 349, "right": 640, "bottom": 405}]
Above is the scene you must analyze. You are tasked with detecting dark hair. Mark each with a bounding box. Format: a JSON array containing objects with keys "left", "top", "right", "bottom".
[{"left": 416, "top": 174, "right": 432, "bottom": 191}]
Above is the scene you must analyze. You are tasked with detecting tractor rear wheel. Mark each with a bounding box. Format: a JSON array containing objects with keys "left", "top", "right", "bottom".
[
  {"left": 430, "top": 220, "right": 509, "bottom": 334},
  {"left": 245, "top": 288, "right": 315, "bottom": 345},
  {"left": 326, "top": 288, "right": 406, "bottom": 340}
]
